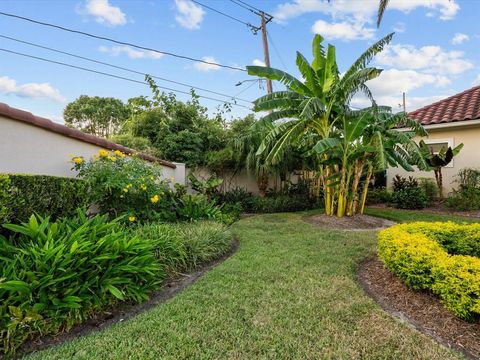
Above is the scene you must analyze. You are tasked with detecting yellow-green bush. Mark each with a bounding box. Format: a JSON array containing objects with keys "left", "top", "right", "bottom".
[{"left": 378, "top": 222, "right": 480, "bottom": 321}]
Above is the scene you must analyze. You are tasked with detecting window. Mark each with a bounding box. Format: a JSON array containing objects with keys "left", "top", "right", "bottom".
[{"left": 424, "top": 139, "right": 455, "bottom": 168}]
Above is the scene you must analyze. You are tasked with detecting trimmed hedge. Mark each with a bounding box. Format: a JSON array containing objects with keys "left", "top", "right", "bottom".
[
  {"left": 0, "top": 174, "right": 88, "bottom": 225},
  {"left": 378, "top": 222, "right": 480, "bottom": 321}
]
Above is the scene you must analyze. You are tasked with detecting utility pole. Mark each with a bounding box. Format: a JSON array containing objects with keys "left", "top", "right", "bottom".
[
  {"left": 402, "top": 92, "right": 406, "bottom": 112},
  {"left": 259, "top": 11, "right": 273, "bottom": 94}
]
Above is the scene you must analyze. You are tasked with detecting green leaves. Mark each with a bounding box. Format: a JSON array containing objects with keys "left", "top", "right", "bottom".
[{"left": 246, "top": 66, "right": 312, "bottom": 95}]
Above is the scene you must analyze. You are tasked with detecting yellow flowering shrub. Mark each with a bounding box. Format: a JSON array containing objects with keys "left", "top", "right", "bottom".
[{"left": 378, "top": 222, "right": 480, "bottom": 321}]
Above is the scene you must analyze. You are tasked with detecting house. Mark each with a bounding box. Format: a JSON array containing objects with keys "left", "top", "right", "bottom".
[
  {"left": 387, "top": 86, "right": 480, "bottom": 193},
  {"left": 0, "top": 102, "right": 186, "bottom": 184}
]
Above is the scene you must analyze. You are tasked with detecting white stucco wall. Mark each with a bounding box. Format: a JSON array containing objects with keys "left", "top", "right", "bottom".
[
  {"left": 386, "top": 123, "right": 480, "bottom": 194},
  {"left": 0, "top": 115, "right": 186, "bottom": 184}
]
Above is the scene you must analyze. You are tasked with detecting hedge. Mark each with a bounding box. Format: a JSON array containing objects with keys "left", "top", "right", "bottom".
[
  {"left": 0, "top": 174, "right": 88, "bottom": 225},
  {"left": 378, "top": 222, "right": 480, "bottom": 321}
]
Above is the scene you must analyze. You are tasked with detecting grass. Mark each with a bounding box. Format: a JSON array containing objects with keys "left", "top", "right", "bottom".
[
  {"left": 25, "top": 211, "right": 470, "bottom": 360},
  {"left": 366, "top": 207, "right": 480, "bottom": 224}
]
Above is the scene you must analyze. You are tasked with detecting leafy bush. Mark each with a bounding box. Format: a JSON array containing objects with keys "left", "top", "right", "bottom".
[
  {"left": 378, "top": 222, "right": 480, "bottom": 321},
  {"left": 391, "top": 175, "right": 427, "bottom": 210},
  {"left": 252, "top": 194, "right": 315, "bottom": 213},
  {"left": 418, "top": 178, "right": 438, "bottom": 205},
  {"left": 176, "top": 194, "right": 222, "bottom": 222},
  {"left": 445, "top": 168, "right": 480, "bottom": 211},
  {"left": 0, "top": 211, "right": 160, "bottom": 355},
  {"left": 214, "top": 187, "right": 255, "bottom": 213},
  {"left": 366, "top": 187, "right": 392, "bottom": 205},
  {"left": 133, "top": 221, "right": 232, "bottom": 273},
  {"left": 0, "top": 174, "right": 88, "bottom": 226},
  {"left": 72, "top": 149, "right": 176, "bottom": 223}
]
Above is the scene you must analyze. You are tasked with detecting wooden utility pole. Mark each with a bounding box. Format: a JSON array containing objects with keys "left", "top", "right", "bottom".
[
  {"left": 402, "top": 92, "right": 406, "bottom": 112},
  {"left": 259, "top": 11, "right": 273, "bottom": 94}
]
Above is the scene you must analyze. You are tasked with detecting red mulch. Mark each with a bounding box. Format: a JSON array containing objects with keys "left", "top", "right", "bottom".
[
  {"left": 304, "top": 214, "right": 396, "bottom": 230},
  {"left": 358, "top": 256, "right": 480, "bottom": 359}
]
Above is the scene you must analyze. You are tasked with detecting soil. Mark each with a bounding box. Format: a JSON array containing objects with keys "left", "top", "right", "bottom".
[
  {"left": 18, "top": 238, "right": 239, "bottom": 357},
  {"left": 358, "top": 256, "right": 480, "bottom": 360},
  {"left": 304, "top": 214, "right": 396, "bottom": 230}
]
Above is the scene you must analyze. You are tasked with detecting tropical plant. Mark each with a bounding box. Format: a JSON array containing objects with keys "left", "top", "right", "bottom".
[
  {"left": 417, "top": 141, "right": 464, "bottom": 199},
  {"left": 188, "top": 173, "right": 224, "bottom": 198},
  {"left": 246, "top": 35, "right": 425, "bottom": 217}
]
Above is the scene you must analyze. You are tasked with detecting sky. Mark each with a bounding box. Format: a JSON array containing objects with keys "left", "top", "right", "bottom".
[{"left": 0, "top": 0, "right": 478, "bottom": 124}]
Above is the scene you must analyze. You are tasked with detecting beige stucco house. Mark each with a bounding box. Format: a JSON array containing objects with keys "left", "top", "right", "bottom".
[
  {"left": 387, "top": 86, "right": 480, "bottom": 193},
  {"left": 0, "top": 102, "right": 186, "bottom": 184}
]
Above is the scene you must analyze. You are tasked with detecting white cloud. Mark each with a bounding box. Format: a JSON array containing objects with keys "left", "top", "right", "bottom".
[
  {"left": 98, "top": 45, "right": 163, "bottom": 59},
  {"left": 376, "top": 44, "right": 473, "bottom": 75},
  {"left": 451, "top": 33, "right": 469, "bottom": 45},
  {"left": 274, "top": 0, "right": 459, "bottom": 22},
  {"left": 311, "top": 19, "right": 375, "bottom": 41},
  {"left": 252, "top": 59, "right": 266, "bottom": 66},
  {"left": 193, "top": 56, "right": 221, "bottom": 72},
  {"left": 174, "top": 0, "right": 205, "bottom": 30},
  {"left": 352, "top": 93, "right": 450, "bottom": 112},
  {"left": 81, "top": 0, "right": 127, "bottom": 26},
  {"left": 0, "top": 76, "right": 66, "bottom": 103},
  {"left": 472, "top": 74, "right": 480, "bottom": 86},
  {"left": 393, "top": 22, "right": 406, "bottom": 33}
]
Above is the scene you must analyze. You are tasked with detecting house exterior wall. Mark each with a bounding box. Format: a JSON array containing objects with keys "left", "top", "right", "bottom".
[
  {"left": 0, "top": 115, "right": 186, "bottom": 184},
  {"left": 386, "top": 123, "right": 480, "bottom": 194}
]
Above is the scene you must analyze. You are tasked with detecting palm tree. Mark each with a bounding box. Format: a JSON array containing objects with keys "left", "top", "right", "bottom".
[{"left": 247, "top": 33, "right": 394, "bottom": 216}]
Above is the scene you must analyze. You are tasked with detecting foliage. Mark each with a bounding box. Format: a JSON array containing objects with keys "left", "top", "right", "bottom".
[
  {"left": 72, "top": 149, "right": 176, "bottom": 223},
  {"left": 418, "top": 178, "right": 438, "bottom": 205},
  {"left": 391, "top": 175, "right": 427, "bottom": 210},
  {"left": 109, "top": 133, "right": 156, "bottom": 155},
  {"left": 378, "top": 222, "right": 480, "bottom": 320},
  {"left": 252, "top": 194, "right": 315, "bottom": 213},
  {"left": 445, "top": 168, "right": 480, "bottom": 211},
  {"left": 188, "top": 173, "right": 224, "bottom": 198},
  {"left": 132, "top": 221, "right": 232, "bottom": 274},
  {"left": 214, "top": 187, "right": 256, "bottom": 213},
  {"left": 0, "top": 211, "right": 159, "bottom": 355},
  {"left": 64, "top": 95, "right": 130, "bottom": 138},
  {"left": 175, "top": 194, "right": 222, "bottom": 222},
  {"left": 247, "top": 34, "right": 427, "bottom": 217},
  {"left": 0, "top": 174, "right": 88, "bottom": 226},
  {"left": 366, "top": 187, "right": 392, "bottom": 205}
]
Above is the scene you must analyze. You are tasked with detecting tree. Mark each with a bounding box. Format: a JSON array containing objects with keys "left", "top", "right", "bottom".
[
  {"left": 64, "top": 95, "right": 130, "bottom": 138},
  {"left": 418, "top": 141, "right": 464, "bottom": 199}
]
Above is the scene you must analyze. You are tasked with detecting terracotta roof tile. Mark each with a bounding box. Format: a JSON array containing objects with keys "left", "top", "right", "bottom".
[
  {"left": 408, "top": 86, "right": 480, "bottom": 125},
  {"left": 0, "top": 102, "right": 176, "bottom": 169}
]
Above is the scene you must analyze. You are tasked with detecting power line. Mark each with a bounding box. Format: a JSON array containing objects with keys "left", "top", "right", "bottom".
[
  {"left": 0, "top": 34, "right": 251, "bottom": 104},
  {"left": 267, "top": 30, "right": 288, "bottom": 72},
  {"left": 0, "top": 47, "right": 252, "bottom": 110},
  {"left": 190, "top": 0, "right": 259, "bottom": 34},
  {"left": 0, "top": 11, "right": 246, "bottom": 72},
  {"left": 229, "top": 0, "right": 256, "bottom": 14},
  {"left": 234, "top": 0, "right": 268, "bottom": 15}
]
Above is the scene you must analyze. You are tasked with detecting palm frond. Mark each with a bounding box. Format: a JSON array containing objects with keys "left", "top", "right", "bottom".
[{"left": 377, "top": 0, "right": 390, "bottom": 27}]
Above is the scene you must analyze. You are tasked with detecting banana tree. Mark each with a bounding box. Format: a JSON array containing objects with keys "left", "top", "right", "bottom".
[
  {"left": 417, "top": 141, "right": 464, "bottom": 199},
  {"left": 247, "top": 33, "right": 394, "bottom": 216}
]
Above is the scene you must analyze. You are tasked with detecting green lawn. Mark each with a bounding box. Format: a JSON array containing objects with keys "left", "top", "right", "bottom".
[
  {"left": 366, "top": 207, "right": 479, "bottom": 223},
  {"left": 25, "top": 210, "right": 468, "bottom": 360}
]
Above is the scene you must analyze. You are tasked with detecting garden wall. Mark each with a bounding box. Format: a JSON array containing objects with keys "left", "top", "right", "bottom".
[{"left": 0, "top": 107, "right": 186, "bottom": 184}]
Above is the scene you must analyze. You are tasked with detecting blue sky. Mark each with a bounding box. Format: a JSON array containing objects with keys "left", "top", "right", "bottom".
[{"left": 0, "top": 0, "right": 478, "bottom": 123}]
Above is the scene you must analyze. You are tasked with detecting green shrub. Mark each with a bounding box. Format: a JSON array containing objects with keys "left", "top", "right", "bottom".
[
  {"left": 445, "top": 168, "right": 480, "bottom": 211},
  {"left": 176, "top": 194, "right": 222, "bottom": 222},
  {"left": 378, "top": 222, "right": 480, "bottom": 321},
  {"left": 252, "top": 194, "right": 314, "bottom": 213},
  {"left": 133, "top": 221, "right": 232, "bottom": 273},
  {"left": 0, "top": 211, "right": 160, "bottom": 355},
  {"left": 214, "top": 187, "right": 255, "bottom": 213},
  {"left": 0, "top": 174, "right": 88, "bottom": 226},
  {"left": 72, "top": 149, "right": 176, "bottom": 223},
  {"left": 391, "top": 175, "right": 427, "bottom": 210},
  {"left": 418, "top": 178, "right": 438, "bottom": 205},
  {"left": 366, "top": 187, "right": 392, "bottom": 205}
]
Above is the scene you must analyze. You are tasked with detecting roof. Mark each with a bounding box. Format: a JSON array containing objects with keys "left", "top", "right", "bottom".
[
  {"left": 0, "top": 102, "right": 176, "bottom": 169},
  {"left": 408, "top": 86, "right": 480, "bottom": 126}
]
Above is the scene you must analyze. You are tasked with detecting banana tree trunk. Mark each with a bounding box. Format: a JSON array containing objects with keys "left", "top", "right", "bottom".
[
  {"left": 434, "top": 167, "right": 443, "bottom": 199},
  {"left": 359, "top": 165, "right": 373, "bottom": 215},
  {"left": 336, "top": 165, "right": 347, "bottom": 217},
  {"left": 347, "top": 161, "right": 364, "bottom": 216}
]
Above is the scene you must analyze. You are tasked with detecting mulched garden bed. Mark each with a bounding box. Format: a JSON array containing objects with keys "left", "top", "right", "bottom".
[
  {"left": 19, "top": 237, "right": 239, "bottom": 357},
  {"left": 304, "top": 214, "right": 395, "bottom": 230},
  {"left": 358, "top": 255, "right": 480, "bottom": 359}
]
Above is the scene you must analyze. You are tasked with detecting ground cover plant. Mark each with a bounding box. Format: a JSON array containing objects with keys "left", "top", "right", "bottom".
[
  {"left": 378, "top": 222, "right": 480, "bottom": 320},
  {"left": 24, "top": 210, "right": 470, "bottom": 360}
]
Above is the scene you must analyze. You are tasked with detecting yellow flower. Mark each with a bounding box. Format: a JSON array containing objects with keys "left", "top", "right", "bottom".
[
  {"left": 114, "top": 150, "right": 125, "bottom": 158},
  {"left": 128, "top": 216, "right": 136, "bottom": 222},
  {"left": 98, "top": 149, "right": 109, "bottom": 157},
  {"left": 150, "top": 194, "right": 159, "bottom": 204},
  {"left": 127, "top": 183, "right": 133, "bottom": 188},
  {"left": 140, "top": 184, "right": 147, "bottom": 191},
  {"left": 150, "top": 176, "right": 154, "bottom": 180},
  {"left": 107, "top": 156, "right": 117, "bottom": 162},
  {"left": 123, "top": 187, "right": 129, "bottom": 193},
  {"left": 72, "top": 157, "right": 83, "bottom": 164}
]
